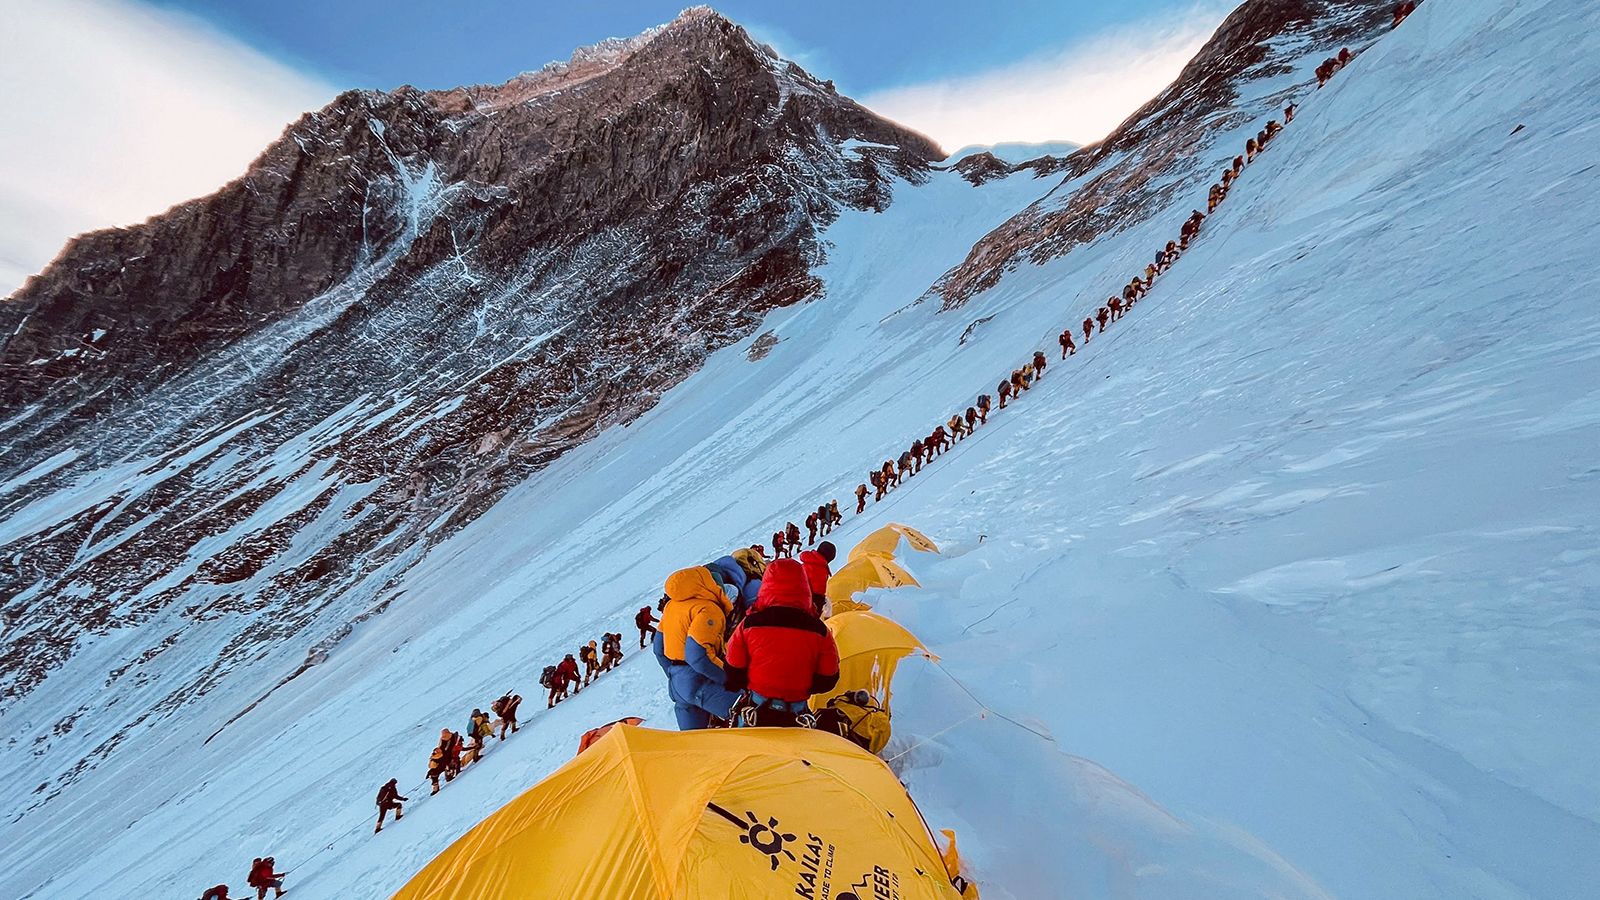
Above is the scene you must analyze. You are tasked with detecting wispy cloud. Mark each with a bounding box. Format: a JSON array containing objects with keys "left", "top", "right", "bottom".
[
  {"left": 861, "top": 5, "right": 1230, "bottom": 155},
  {"left": 0, "top": 0, "right": 336, "bottom": 295}
]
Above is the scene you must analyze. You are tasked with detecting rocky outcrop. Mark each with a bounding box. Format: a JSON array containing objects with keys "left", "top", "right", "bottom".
[
  {"left": 927, "top": 0, "right": 1395, "bottom": 309},
  {"left": 0, "top": 6, "right": 940, "bottom": 754}
]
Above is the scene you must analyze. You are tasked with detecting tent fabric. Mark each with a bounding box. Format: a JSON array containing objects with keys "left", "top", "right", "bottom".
[
  {"left": 825, "top": 554, "right": 920, "bottom": 604},
  {"left": 577, "top": 716, "right": 645, "bottom": 755},
  {"left": 848, "top": 523, "right": 940, "bottom": 562},
  {"left": 812, "top": 610, "right": 932, "bottom": 711},
  {"left": 830, "top": 596, "right": 873, "bottom": 615},
  {"left": 394, "top": 726, "right": 962, "bottom": 900}
]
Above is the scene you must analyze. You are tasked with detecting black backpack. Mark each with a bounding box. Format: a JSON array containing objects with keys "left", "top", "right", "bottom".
[{"left": 539, "top": 666, "right": 557, "bottom": 689}]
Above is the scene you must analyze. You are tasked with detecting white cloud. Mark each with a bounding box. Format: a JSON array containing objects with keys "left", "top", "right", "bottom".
[
  {"left": 0, "top": 0, "right": 336, "bottom": 296},
  {"left": 861, "top": 5, "right": 1230, "bottom": 155}
]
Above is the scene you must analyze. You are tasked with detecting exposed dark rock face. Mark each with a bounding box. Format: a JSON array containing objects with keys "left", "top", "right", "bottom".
[
  {"left": 927, "top": 0, "right": 1395, "bottom": 309},
  {"left": 0, "top": 6, "right": 939, "bottom": 769}
]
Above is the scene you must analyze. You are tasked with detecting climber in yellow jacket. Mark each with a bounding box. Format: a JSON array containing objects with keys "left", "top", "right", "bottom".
[{"left": 652, "top": 566, "right": 740, "bottom": 729}]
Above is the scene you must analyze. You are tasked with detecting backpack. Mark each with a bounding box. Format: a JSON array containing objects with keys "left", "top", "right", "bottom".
[
  {"left": 540, "top": 665, "right": 557, "bottom": 689},
  {"left": 492, "top": 696, "right": 507, "bottom": 716},
  {"left": 815, "top": 693, "right": 892, "bottom": 755}
]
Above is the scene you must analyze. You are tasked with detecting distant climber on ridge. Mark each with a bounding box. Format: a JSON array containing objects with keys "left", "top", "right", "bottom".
[
  {"left": 247, "top": 857, "right": 285, "bottom": 900},
  {"left": 855, "top": 482, "right": 868, "bottom": 513},
  {"left": 636, "top": 605, "right": 658, "bottom": 649},
  {"left": 1059, "top": 328, "right": 1076, "bottom": 358},
  {"left": 375, "top": 778, "right": 407, "bottom": 833}
]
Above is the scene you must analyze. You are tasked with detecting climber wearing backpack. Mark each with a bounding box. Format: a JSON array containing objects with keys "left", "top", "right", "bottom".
[
  {"left": 374, "top": 778, "right": 407, "bottom": 833},
  {"left": 581, "top": 642, "right": 602, "bottom": 686},
  {"left": 1082, "top": 316, "right": 1094, "bottom": 343},
  {"left": 1393, "top": 1, "right": 1417, "bottom": 27},
  {"left": 805, "top": 512, "right": 818, "bottom": 546},
  {"left": 427, "top": 729, "right": 453, "bottom": 793},
  {"left": 1284, "top": 102, "right": 1297, "bottom": 123},
  {"left": 200, "top": 885, "right": 235, "bottom": 900},
  {"left": 493, "top": 693, "right": 522, "bottom": 738},
  {"left": 997, "top": 378, "right": 1012, "bottom": 410},
  {"left": 636, "top": 605, "right": 659, "bottom": 649},
  {"left": 602, "top": 633, "right": 624, "bottom": 671},
  {"left": 855, "top": 482, "right": 868, "bottom": 513},
  {"left": 724, "top": 557, "right": 841, "bottom": 728},
  {"left": 881, "top": 459, "right": 898, "bottom": 489},
  {"left": 1032, "top": 350, "right": 1048, "bottom": 380},
  {"left": 898, "top": 450, "right": 915, "bottom": 481},
  {"left": 1058, "top": 329, "right": 1075, "bottom": 358},
  {"left": 785, "top": 521, "right": 802, "bottom": 555},
  {"left": 653, "top": 565, "right": 740, "bottom": 729},
  {"left": 1097, "top": 306, "right": 1110, "bottom": 333},
  {"left": 976, "top": 392, "right": 991, "bottom": 424},
  {"left": 799, "top": 540, "right": 836, "bottom": 616},
  {"left": 247, "top": 857, "right": 285, "bottom": 900},
  {"left": 965, "top": 407, "right": 978, "bottom": 433},
  {"left": 463, "top": 708, "right": 492, "bottom": 763},
  {"left": 948, "top": 413, "right": 967, "bottom": 441},
  {"left": 828, "top": 500, "right": 842, "bottom": 529},
  {"left": 871, "top": 470, "right": 884, "bottom": 502},
  {"left": 547, "top": 655, "right": 579, "bottom": 707}
]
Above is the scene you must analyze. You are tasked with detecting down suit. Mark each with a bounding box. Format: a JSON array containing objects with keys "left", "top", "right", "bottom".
[
  {"left": 725, "top": 558, "right": 841, "bottom": 704},
  {"left": 653, "top": 565, "right": 740, "bottom": 730}
]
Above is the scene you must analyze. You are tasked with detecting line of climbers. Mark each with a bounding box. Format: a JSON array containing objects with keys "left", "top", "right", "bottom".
[
  {"left": 196, "top": 25, "right": 1405, "bottom": 895},
  {"left": 770, "top": 500, "right": 843, "bottom": 558},
  {"left": 537, "top": 631, "right": 626, "bottom": 708}
]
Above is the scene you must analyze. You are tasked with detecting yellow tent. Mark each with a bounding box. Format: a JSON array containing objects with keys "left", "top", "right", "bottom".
[
  {"left": 813, "top": 610, "right": 933, "bottom": 711},
  {"left": 393, "top": 725, "right": 964, "bottom": 900},
  {"left": 825, "top": 554, "right": 920, "bottom": 605},
  {"left": 848, "top": 523, "right": 940, "bottom": 562}
]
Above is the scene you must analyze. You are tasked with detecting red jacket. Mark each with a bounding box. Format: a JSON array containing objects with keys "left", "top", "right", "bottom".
[
  {"left": 798, "top": 549, "right": 832, "bottom": 611},
  {"left": 555, "top": 657, "right": 580, "bottom": 686},
  {"left": 725, "top": 559, "right": 839, "bottom": 703}
]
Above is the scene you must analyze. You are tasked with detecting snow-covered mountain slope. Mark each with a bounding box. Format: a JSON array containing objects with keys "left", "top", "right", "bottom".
[{"left": 5, "top": 0, "right": 1600, "bottom": 897}]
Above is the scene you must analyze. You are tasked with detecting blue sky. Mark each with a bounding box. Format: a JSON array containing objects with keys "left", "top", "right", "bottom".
[
  {"left": 139, "top": 0, "right": 1200, "bottom": 97},
  {"left": 1, "top": 0, "right": 1230, "bottom": 295}
]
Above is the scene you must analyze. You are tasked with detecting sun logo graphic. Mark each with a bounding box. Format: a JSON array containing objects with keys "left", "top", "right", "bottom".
[{"left": 707, "top": 802, "right": 797, "bottom": 871}]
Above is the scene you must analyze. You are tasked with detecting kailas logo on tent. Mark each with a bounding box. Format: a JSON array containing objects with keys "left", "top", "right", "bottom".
[{"left": 707, "top": 802, "right": 796, "bottom": 870}]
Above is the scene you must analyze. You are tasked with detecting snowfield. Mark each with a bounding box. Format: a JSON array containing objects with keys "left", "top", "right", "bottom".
[{"left": 4, "top": 0, "right": 1599, "bottom": 897}]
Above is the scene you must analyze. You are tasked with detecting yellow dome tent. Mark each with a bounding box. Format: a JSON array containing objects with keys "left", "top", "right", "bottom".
[
  {"left": 813, "top": 610, "right": 934, "bottom": 712},
  {"left": 393, "top": 725, "right": 965, "bottom": 900},
  {"left": 825, "top": 554, "right": 920, "bottom": 606},
  {"left": 848, "top": 523, "right": 940, "bottom": 562}
]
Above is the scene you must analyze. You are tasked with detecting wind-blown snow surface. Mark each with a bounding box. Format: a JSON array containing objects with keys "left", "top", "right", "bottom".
[{"left": 6, "top": 0, "right": 1600, "bottom": 897}]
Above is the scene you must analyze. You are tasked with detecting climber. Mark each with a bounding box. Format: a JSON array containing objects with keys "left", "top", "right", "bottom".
[
  {"left": 1284, "top": 102, "right": 1297, "bottom": 123},
  {"left": 427, "top": 730, "right": 451, "bottom": 793},
  {"left": 1145, "top": 261, "right": 1158, "bottom": 284},
  {"left": 1009, "top": 369, "right": 1025, "bottom": 396},
  {"left": 1097, "top": 305, "right": 1110, "bottom": 333},
  {"left": 1266, "top": 119, "right": 1282, "bottom": 141},
  {"left": 1208, "top": 183, "right": 1222, "bottom": 213},
  {"left": 976, "top": 392, "right": 991, "bottom": 424},
  {"left": 200, "top": 886, "right": 234, "bottom": 900},
  {"left": 898, "top": 450, "right": 915, "bottom": 482},
  {"left": 785, "top": 521, "right": 802, "bottom": 555},
  {"left": 931, "top": 424, "right": 949, "bottom": 456},
  {"left": 247, "top": 857, "right": 285, "bottom": 900},
  {"left": 375, "top": 778, "right": 407, "bottom": 833},
  {"left": 1110, "top": 295, "right": 1125, "bottom": 322},
  {"left": 881, "top": 458, "right": 898, "bottom": 489},
  {"left": 871, "top": 470, "right": 884, "bottom": 502},
  {"left": 446, "top": 729, "right": 464, "bottom": 777},
  {"left": 636, "top": 605, "right": 658, "bottom": 649},
  {"left": 828, "top": 500, "right": 842, "bottom": 529},
  {"left": 1316, "top": 58, "right": 1336, "bottom": 87},
  {"left": 1246, "top": 136, "right": 1259, "bottom": 162},
  {"left": 855, "top": 482, "right": 868, "bottom": 513},
  {"left": 805, "top": 512, "right": 818, "bottom": 546},
  {"left": 799, "top": 540, "right": 835, "bottom": 616},
  {"left": 997, "top": 378, "right": 1012, "bottom": 410},
  {"left": 816, "top": 503, "right": 831, "bottom": 537},
  {"left": 706, "top": 552, "right": 762, "bottom": 626},
  {"left": 465, "top": 708, "right": 492, "bottom": 762},
  {"left": 493, "top": 692, "right": 522, "bottom": 738},
  {"left": 1032, "top": 350, "right": 1048, "bottom": 380},
  {"left": 581, "top": 641, "right": 601, "bottom": 686},
  {"left": 944, "top": 414, "right": 962, "bottom": 442},
  {"left": 549, "top": 654, "right": 580, "bottom": 706},
  {"left": 1393, "top": 1, "right": 1417, "bottom": 27},
  {"left": 724, "top": 557, "right": 841, "bottom": 728},
  {"left": 1059, "top": 328, "right": 1076, "bottom": 358},
  {"left": 1338, "top": 47, "right": 1352, "bottom": 68},
  {"left": 1082, "top": 316, "right": 1094, "bottom": 343},
  {"left": 600, "top": 633, "right": 624, "bottom": 672},
  {"left": 653, "top": 565, "right": 740, "bottom": 729},
  {"left": 965, "top": 406, "right": 979, "bottom": 432}
]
